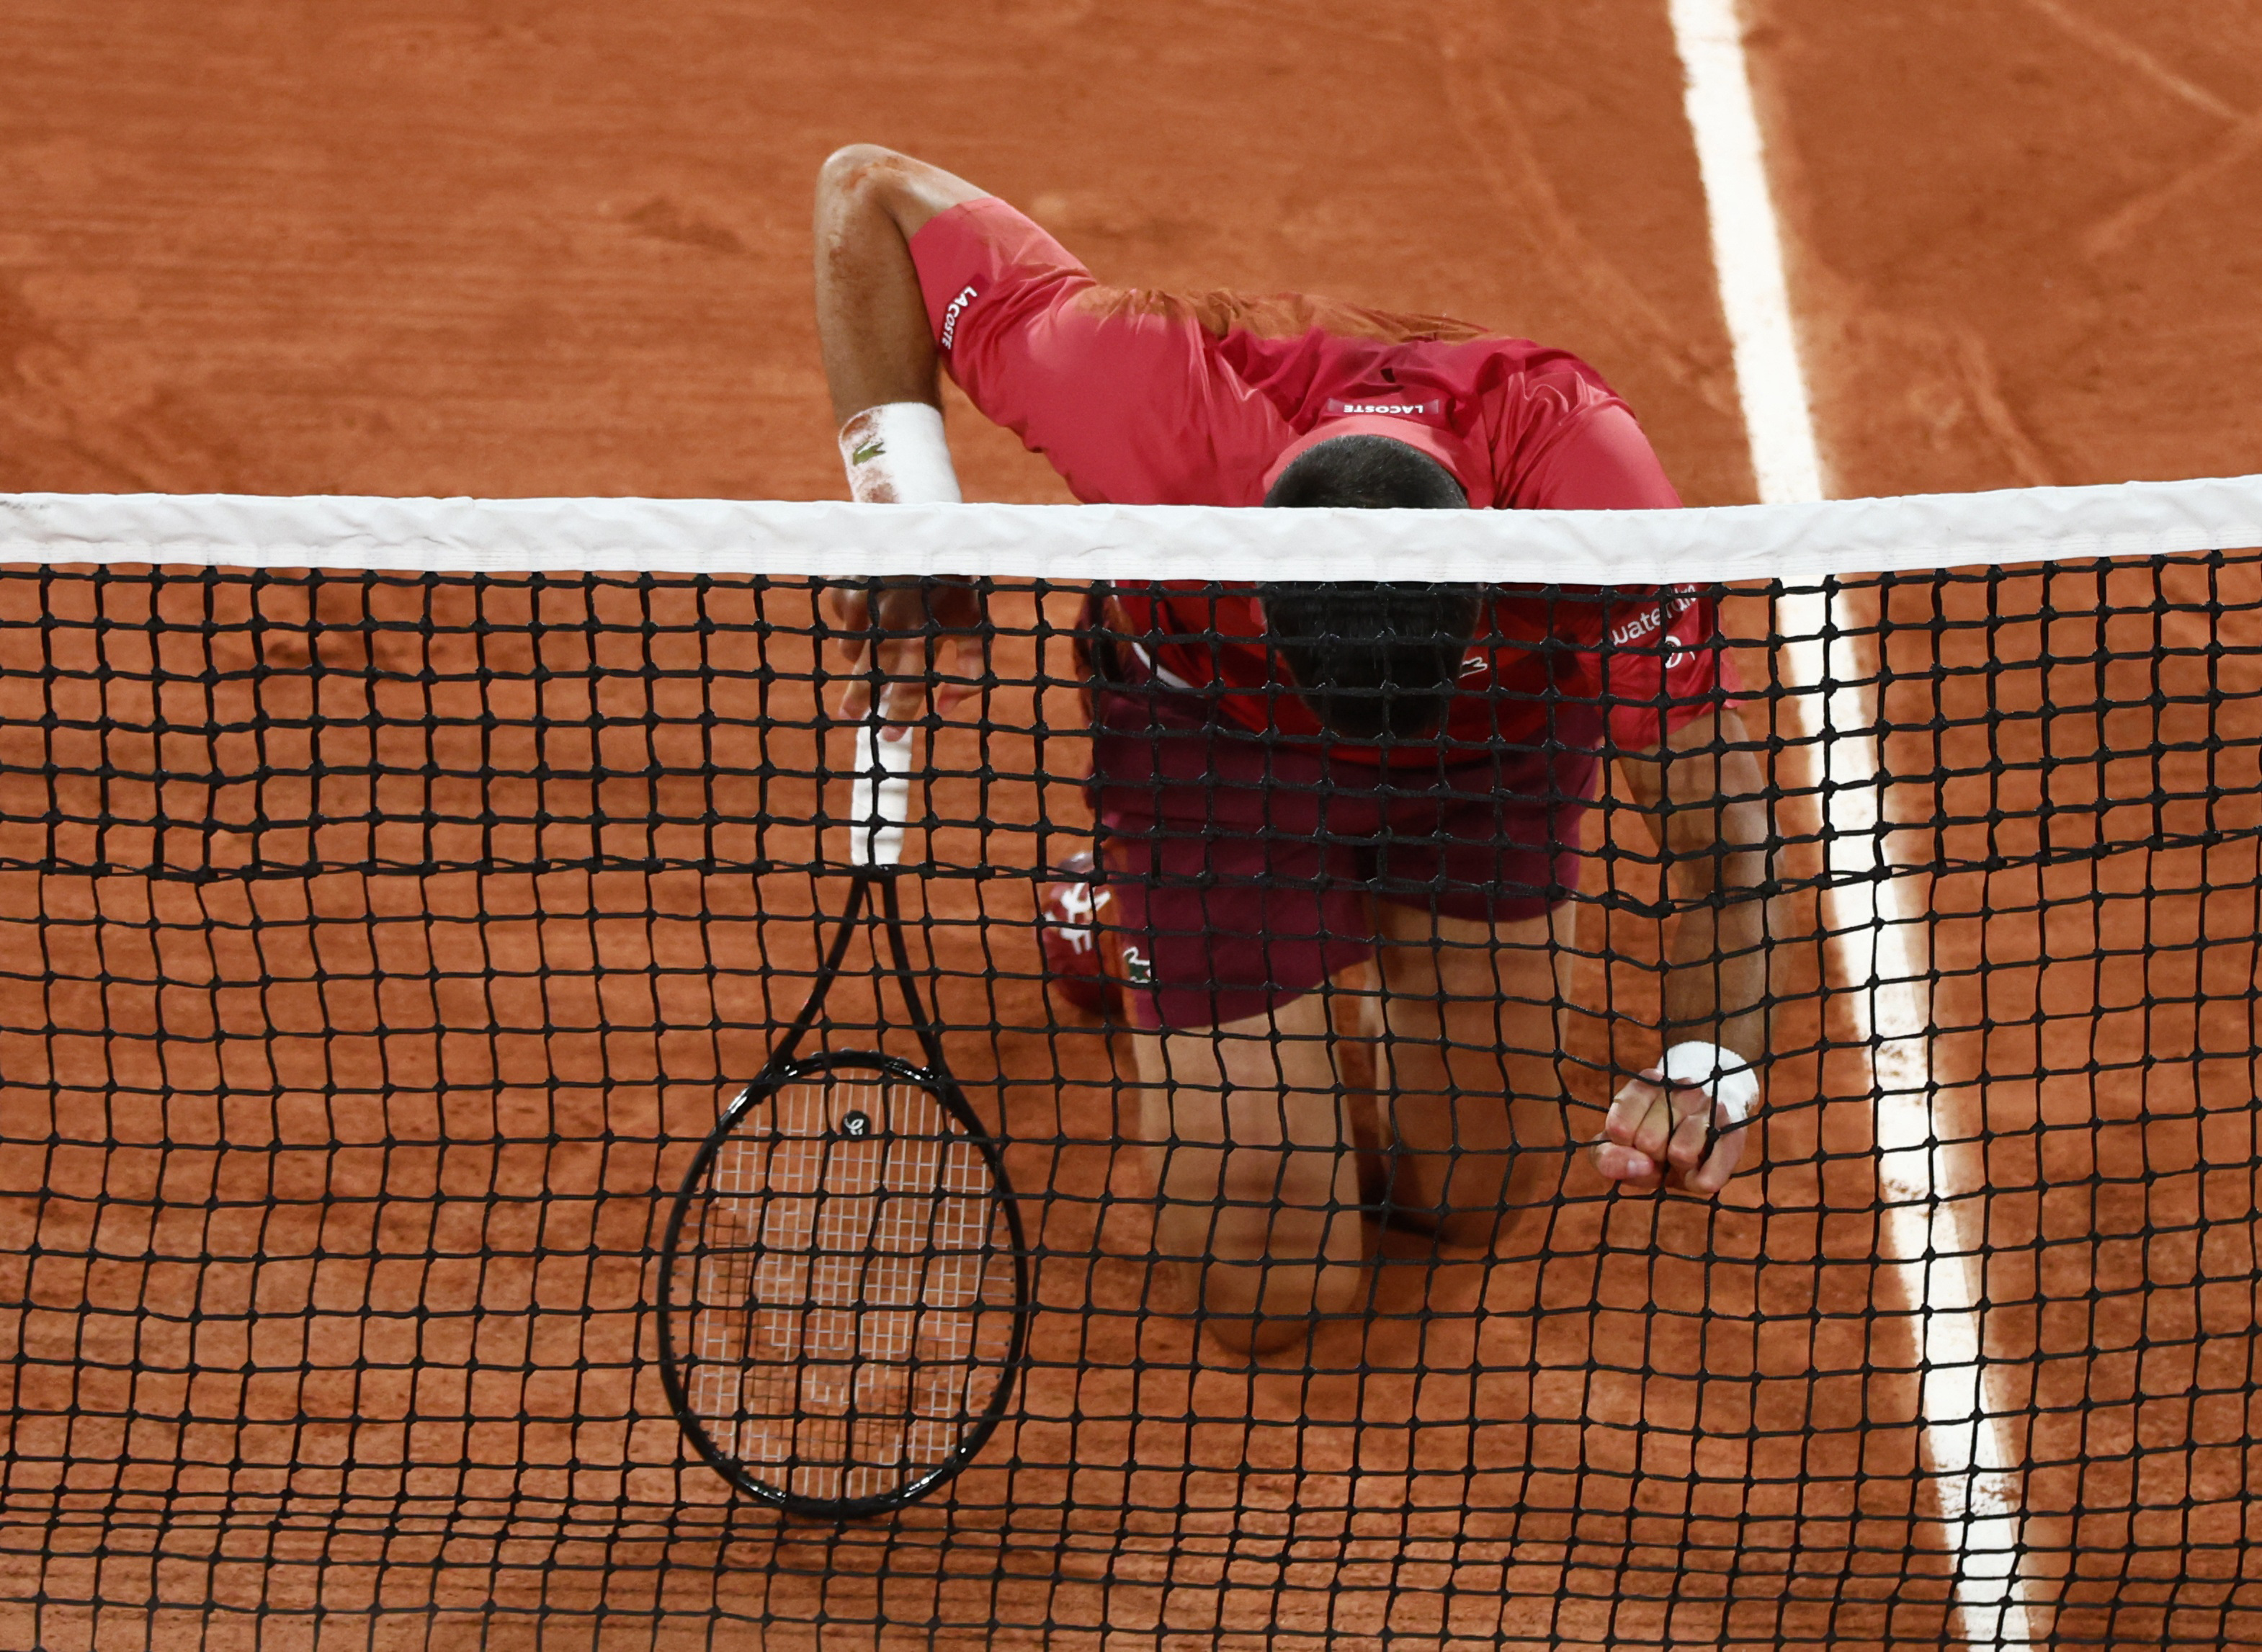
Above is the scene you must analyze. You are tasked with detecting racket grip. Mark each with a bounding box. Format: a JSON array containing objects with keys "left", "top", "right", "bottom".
[{"left": 851, "top": 723, "right": 913, "bottom": 867}]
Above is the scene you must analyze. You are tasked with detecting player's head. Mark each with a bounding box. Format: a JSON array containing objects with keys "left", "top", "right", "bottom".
[{"left": 1259, "top": 434, "right": 1481, "bottom": 742}]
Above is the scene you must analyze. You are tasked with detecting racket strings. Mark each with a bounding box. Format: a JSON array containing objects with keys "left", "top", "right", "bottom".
[{"left": 680, "top": 1071, "right": 1017, "bottom": 1505}]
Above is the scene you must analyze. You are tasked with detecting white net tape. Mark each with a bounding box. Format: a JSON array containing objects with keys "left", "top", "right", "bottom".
[{"left": 3, "top": 474, "right": 2259, "bottom": 584}]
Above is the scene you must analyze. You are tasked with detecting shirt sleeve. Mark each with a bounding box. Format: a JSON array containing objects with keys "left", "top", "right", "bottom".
[
  {"left": 908, "top": 200, "right": 1289, "bottom": 505},
  {"left": 1511, "top": 399, "right": 1685, "bottom": 511},
  {"left": 1499, "top": 399, "right": 1728, "bottom": 748},
  {"left": 1588, "top": 589, "right": 1740, "bottom": 753}
]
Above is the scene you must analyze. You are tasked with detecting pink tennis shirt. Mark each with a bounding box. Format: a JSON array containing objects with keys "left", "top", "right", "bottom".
[{"left": 911, "top": 197, "right": 1727, "bottom": 757}]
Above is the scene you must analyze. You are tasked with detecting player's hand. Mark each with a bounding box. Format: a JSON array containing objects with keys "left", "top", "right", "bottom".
[
  {"left": 1590, "top": 1066, "right": 1749, "bottom": 1196},
  {"left": 821, "top": 577, "right": 987, "bottom": 736}
]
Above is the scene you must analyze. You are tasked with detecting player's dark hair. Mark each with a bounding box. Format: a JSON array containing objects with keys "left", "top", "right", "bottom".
[{"left": 1259, "top": 435, "right": 1481, "bottom": 742}]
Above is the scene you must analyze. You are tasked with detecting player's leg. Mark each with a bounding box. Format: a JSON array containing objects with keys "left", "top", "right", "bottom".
[
  {"left": 1368, "top": 903, "right": 1576, "bottom": 1249},
  {"left": 1356, "top": 726, "right": 1600, "bottom": 1246},
  {"left": 1134, "top": 989, "right": 1371, "bottom": 1357},
  {"left": 811, "top": 146, "right": 987, "bottom": 422},
  {"left": 1085, "top": 640, "right": 1380, "bottom": 1357}
]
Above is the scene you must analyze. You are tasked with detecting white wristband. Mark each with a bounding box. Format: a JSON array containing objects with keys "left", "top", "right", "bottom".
[
  {"left": 839, "top": 402, "right": 962, "bottom": 504},
  {"left": 1659, "top": 1041, "right": 1760, "bottom": 1125}
]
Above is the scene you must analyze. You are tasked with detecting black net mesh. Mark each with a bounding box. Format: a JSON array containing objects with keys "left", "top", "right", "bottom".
[{"left": 0, "top": 558, "right": 2256, "bottom": 1650}]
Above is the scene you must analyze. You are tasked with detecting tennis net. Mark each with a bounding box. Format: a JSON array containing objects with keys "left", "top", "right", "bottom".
[{"left": 0, "top": 478, "right": 2258, "bottom": 1651}]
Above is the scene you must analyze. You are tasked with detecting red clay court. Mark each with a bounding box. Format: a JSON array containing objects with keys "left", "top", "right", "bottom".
[{"left": 1, "top": 2, "right": 2259, "bottom": 1648}]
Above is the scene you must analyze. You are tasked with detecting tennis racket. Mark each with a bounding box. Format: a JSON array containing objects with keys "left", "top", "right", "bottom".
[{"left": 658, "top": 720, "right": 1031, "bottom": 1520}]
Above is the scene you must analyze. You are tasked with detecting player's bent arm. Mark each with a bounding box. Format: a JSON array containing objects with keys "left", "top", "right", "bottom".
[
  {"left": 1599, "top": 707, "right": 1774, "bottom": 1195},
  {"left": 811, "top": 146, "right": 993, "bottom": 729},
  {"left": 813, "top": 145, "right": 988, "bottom": 424}
]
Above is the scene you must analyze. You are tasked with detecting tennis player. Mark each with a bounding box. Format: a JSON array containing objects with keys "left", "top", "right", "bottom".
[{"left": 811, "top": 146, "right": 1773, "bottom": 1356}]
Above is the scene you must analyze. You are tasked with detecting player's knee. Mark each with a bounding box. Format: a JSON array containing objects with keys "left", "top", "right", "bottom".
[
  {"left": 1192, "top": 1254, "right": 1322, "bottom": 1356},
  {"left": 1404, "top": 1154, "right": 1516, "bottom": 1240},
  {"left": 1213, "top": 1146, "right": 1302, "bottom": 1217},
  {"left": 1202, "top": 1308, "right": 1308, "bottom": 1360}
]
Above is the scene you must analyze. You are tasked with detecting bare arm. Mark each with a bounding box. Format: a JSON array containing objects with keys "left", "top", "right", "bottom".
[
  {"left": 1591, "top": 707, "right": 1774, "bottom": 1195},
  {"left": 810, "top": 146, "right": 991, "bottom": 729},
  {"left": 813, "top": 144, "right": 988, "bottom": 423}
]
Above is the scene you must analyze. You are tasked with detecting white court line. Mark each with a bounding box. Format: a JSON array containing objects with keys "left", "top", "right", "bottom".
[{"left": 1667, "top": 2, "right": 2039, "bottom": 1645}]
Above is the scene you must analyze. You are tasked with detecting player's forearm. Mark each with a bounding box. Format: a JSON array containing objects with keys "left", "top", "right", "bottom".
[
  {"left": 1659, "top": 852, "right": 1769, "bottom": 1063},
  {"left": 1624, "top": 712, "right": 1774, "bottom": 1064}
]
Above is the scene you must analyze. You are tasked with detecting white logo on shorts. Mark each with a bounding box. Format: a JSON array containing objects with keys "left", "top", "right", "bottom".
[{"left": 1053, "top": 882, "right": 1112, "bottom": 955}]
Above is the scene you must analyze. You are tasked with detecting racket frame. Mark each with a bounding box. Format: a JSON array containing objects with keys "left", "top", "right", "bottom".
[
  {"left": 658, "top": 836, "right": 1033, "bottom": 1520},
  {"left": 658, "top": 1039, "right": 1029, "bottom": 1519}
]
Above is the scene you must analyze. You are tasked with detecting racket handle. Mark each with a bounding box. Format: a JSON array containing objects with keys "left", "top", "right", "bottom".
[{"left": 851, "top": 723, "right": 913, "bottom": 868}]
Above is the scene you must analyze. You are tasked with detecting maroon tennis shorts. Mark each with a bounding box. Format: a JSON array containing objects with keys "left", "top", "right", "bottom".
[{"left": 1088, "top": 648, "right": 1602, "bottom": 1032}]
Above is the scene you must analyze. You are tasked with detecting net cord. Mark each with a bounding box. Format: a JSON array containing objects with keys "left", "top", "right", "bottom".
[{"left": 2, "top": 473, "right": 2258, "bottom": 584}]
